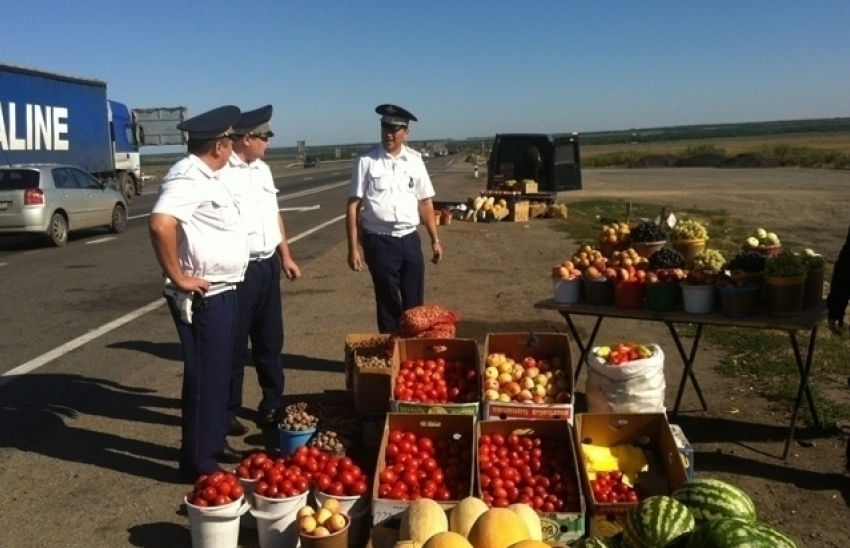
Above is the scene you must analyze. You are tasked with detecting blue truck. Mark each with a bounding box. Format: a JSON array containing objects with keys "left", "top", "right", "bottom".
[{"left": 0, "top": 63, "right": 143, "bottom": 201}]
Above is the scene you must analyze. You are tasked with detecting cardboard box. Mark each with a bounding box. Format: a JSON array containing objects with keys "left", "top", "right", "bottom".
[
  {"left": 477, "top": 419, "right": 586, "bottom": 545},
  {"left": 345, "top": 333, "right": 390, "bottom": 392},
  {"left": 670, "top": 424, "right": 695, "bottom": 481},
  {"left": 390, "top": 338, "right": 480, "bottom": 416},
  {"left": 520, "top": 181, "right": 539, "bottom": 194},
  {"left": 575, "top": 413, "right": 689, "bottom": 538},
  {"left": 482, "top": 333, "right": 574, "bottom": 423},
  {"left": 508, "top": 200, "right": 530, "bottom": 222},
  {"left": 371, "top": 413, "right": 476, "bottom": 526}
]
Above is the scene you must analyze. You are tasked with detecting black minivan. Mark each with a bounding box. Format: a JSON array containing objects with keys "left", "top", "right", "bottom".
[
  {"left": 486, "top": 133, "right": 581, "bottom": 192},
  {"left": 304, "top": 156, "right": 321, "bottom": 168}
]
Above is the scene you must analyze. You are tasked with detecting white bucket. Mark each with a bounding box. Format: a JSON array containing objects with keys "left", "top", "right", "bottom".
[
  {"left": 185, "top": 496, "right": 250, "bottom": 548},
  {"left": 312, "top": 488, "right": 370, "bottom": 516},
  {"left": 238, "top": 478, "right": 258, "bottom": 530},
  {"left": 252, "top": 490, "right": 309, "bottom": 548},
  {"left": 681, "top": 283, "right": 715, "bottom": 314},
  {"left": 553, "top": 277, "right": 582, "bottom": 303}
]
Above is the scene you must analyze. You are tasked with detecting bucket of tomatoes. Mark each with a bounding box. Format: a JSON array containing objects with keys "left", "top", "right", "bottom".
[{"left": 184, "top": 470, "right": 250, "bottom": 548}]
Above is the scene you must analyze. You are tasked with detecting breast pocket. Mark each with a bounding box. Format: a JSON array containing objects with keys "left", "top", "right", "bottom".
[
  {"left": 368, "top": 169, "right": 390, "bottom": 193},
  {"left": 208, "top": 198, "right": 240, "bottom": 229}
]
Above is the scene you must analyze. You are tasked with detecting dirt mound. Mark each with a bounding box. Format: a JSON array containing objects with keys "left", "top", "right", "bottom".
[
  {"left": 674, "top": 153, "right": 728, "bottom": 167},
  {"left": 718, "top": 153, "right": 780, "bottom": 168},
  {"left": 632, "top": 154, "right": 678, "bottom": 168}
]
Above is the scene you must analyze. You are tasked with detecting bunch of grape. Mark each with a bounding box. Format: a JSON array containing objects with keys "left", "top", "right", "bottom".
[
  {"left": 765, "top": 250, "right": 807, "bottom": 278},
  {"left": 725, "top": 251, "right": 766, "bottom": 273},
  {"left": 630, "top": 221, "right": 667, "bottom": 243},
  {"left": 692, "top": 249, "right": 726, "bottom": 271},
  {"left": 670, "top": 219, "right": 708, "bottom": 241},
  {"left": 648, "top": 248, "right": 686, "bottom": 269}
]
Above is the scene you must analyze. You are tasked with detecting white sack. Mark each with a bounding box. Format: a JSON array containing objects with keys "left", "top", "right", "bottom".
[{"left": 585, "top": 344, "right": 666, "bottom": 413}]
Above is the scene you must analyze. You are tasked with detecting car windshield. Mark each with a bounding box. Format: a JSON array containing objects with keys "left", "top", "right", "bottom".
[{"left": 0, "top": 169, "right": 40, "bottom": 190}]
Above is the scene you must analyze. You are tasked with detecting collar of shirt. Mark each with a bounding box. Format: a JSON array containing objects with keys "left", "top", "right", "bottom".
[
  {"left": 188, "top": 154, "right": 222, "bottom": 180},
  {"left": 379, "top": 144, "right": 414, "bottom": 162}
]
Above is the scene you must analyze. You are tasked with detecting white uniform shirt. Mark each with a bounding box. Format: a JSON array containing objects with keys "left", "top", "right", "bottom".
[
  {"left": 348, "top": 144, "right": 435, "bottom": 237},
  {"left": 222, "top": 152, "right": 282, "bottom": 260},
  {"left": 152, "top": 155, "right": 249, "bottom": 283}
]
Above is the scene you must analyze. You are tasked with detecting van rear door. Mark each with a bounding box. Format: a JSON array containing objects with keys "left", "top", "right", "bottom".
[{"left": 553, "top": 135, "right": 582, "bottom": 190}]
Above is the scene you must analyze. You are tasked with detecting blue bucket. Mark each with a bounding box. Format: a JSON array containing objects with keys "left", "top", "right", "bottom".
[{"left": 278, "top": 426, "right": 315, "bottom": 456}]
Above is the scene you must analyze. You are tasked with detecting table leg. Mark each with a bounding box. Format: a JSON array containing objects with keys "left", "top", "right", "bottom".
[
  {"left": 560, "top": 312, "right": 603, "bottom": 381},
  {"left": 667, "top": 322, "right": 708, "bottom": 418},
  {"left": 783, "top": 326, "right": 821, "bottom": 459}
]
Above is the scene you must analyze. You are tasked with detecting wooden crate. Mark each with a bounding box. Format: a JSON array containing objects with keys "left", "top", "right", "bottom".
[{"left": 508, "top": 200, "right": 530, "bottom": 222}]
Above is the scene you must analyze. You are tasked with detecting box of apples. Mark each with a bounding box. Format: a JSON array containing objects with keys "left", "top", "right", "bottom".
[
  {"left": 389, "top": 338, "right": 481, "bottom": 416},
  {"left": 480, "top": 333, "right": 574, "bottom": 423}
]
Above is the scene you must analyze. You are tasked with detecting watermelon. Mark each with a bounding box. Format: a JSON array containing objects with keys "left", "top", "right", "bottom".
[
  {"left": 576, "top": 536, "right": 621, "bottom": 548},
  {"left": 671, "top": 478, "right": 757, "bottom": 524},
  {"left": 685, "top": 518, "right": 797, "bottom": 548},
  {"left": 622, "top": 495, "right": 695, "bottom": 548}
]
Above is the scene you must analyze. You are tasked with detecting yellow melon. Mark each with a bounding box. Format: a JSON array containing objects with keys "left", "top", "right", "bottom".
[
  {"left": 399, "top": 499, "right": 449, "bottom": 544},
  {"left": 467, "top": 507, "right": 531, "bottom": 548},
  {"left": 508, "top": 503, "right": 543, "bottom": 541},
  {"left": 449, "top": 496, "right": 489, "bottom": 538},
  {"left": 422, "top": 531, "right": 474, "bottom": 548},
  {"left": 507, "top": 541, "right": 553, "bottom": 548}
]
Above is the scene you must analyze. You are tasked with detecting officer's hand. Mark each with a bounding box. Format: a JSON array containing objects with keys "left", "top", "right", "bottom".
[
  {"left": 174, "top": 276, "right": 210, "bottom": 295},
  {"left": 348, "top": 250, "right": 363, "bottom": 272},
  {"left": 431, "top": 242, "right": 443, "bottom": 264},
  {"left": 282, "top": 257, "right": 302, "bottom": 280},
  {"left": 828, "top": 317, "right": 845, "bottom": 336}
]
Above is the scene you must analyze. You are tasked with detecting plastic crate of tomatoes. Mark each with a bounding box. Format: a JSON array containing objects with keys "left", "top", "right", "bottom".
[
  {"left": 371, "top": 413, "right": 475, "bottom": 526},
  {"left": 389, "top": 338, "right": 480, "bottom": 416}
]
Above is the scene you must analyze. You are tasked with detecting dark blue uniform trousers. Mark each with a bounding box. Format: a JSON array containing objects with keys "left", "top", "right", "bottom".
[
  {"left": 362, "top": 231, "right": 425, "bottom": 333},
  {"left": 228, "top": 257, "right": 285, "bottom": 418},
  {"left": 166, "top": 290, "right": 236, "bottom": 477}
]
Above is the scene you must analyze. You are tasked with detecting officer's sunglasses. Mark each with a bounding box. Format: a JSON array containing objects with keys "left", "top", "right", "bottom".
[
  {"left": 381, "top": 123, "right": 405, "bottom": 133},
  {"left": 250, "top": 134, "right": 270, "bottom": 142}
]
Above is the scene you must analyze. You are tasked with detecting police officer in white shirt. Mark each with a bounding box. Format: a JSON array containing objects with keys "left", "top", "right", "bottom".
[
  {"left": 222, "top": 105, "right": 301, "bottom": 433},
  {"left": 346, "top": 104, "right": 443, "bottom": 333},
  {"left": 148, "top": 105, "right": 248, "bottom": 480}
]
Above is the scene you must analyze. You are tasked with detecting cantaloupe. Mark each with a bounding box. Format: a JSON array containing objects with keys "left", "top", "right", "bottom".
[
  {"left": 394, "top": 542, "right": 422, "bottom": 548},
  {"left": 467, "top": 507, "right": 531, "bottom": 548},
  {"left": 449, "top": 496, "right": 489, "bottom": 538},
  {"left": 507, "top": 542, "right": 553, "bottom": 548},
  {"left": 399, "top": 499, "right": 449, "bottom": 544},
  {"left": 422, "top": 531, "right": 474, "bottom": 548},
  {"left": 507, "top": 503, "right": 543, "bottom": 541}
]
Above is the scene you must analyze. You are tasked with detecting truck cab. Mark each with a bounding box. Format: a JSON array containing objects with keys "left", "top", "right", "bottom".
[{"left": 486, "top": 133, "right": 582, "bottom": 193}]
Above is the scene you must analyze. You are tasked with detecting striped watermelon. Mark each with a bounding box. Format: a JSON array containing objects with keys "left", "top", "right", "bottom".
[
  {"left": 622, "top": 496, "right": 695, "bottom": 548},
  {"left": 685, "top": 518, "right": 797, "bottom": 548},
  {"left": 671, "top": 478, "right": 757, "bottom": 524},
  {"left": 576, "top": 536, "right": 621, "bottom": 548}
]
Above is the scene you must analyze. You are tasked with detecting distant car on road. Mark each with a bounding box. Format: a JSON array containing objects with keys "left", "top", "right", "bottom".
[
  {"left": 0, "top": 164, "right": 128, "bottom": 247},
  {"left": 303, "top": 156, "right": 321, "bottom": 168}
]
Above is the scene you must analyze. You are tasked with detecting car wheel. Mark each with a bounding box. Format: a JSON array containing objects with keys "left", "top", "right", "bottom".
[
  {"left": 47, "top": 212, "right": 68, "bottom": 247},
  {"left": 109, "top": 204, "right": 127, "bottom": 234}
]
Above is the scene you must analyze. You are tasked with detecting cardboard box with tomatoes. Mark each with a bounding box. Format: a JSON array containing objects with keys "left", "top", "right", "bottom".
[
  {"left": 371, "top": 413, "right": 476, "bottom": 526},
  {"left": 476, "top": 418, "right": 586, "bottom": 544},
  {"left": 389, "top": 338, "right": 481, "bottom": 416},
  {"left": 481, "top": 333, "right": 574, "bottom": 423},
  {"left": 575, "top": 412, "right": 688, "bottom": 538}
]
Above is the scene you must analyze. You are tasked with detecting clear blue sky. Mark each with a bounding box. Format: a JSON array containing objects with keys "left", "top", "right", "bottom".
[{"left": 4, "top": 1, "right": 848, "bottom": 148}]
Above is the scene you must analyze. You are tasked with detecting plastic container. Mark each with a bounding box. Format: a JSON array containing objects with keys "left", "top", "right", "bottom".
[
  {"left": 299, "top": 514, "right": 350, "bottom": 548},
  {"left": 553, "top": 277, "right": 583, "bottom": 303},
  {"left": 804, "top": 268, "right": 825, "bottom": 309},
  {"left": 599, "top": 238, "right": 630, "bottom": 258},
  {"left": 584, "top": 278, "right": 614, "bottom": 306},
  {"left": 632, "top": 240, "right": 667, "bottom": 259},
  {"left": 646, "top": 282, "right": 681, "bottom": 312},
  {"left": 681, "top": 283, "right": 715, "bottom": 314},
  {"left": 313, "top": 489, "right": 370, "bottom": 516},
  {"left": 614, "top": 280, "right": 646, "bottom": 309},
  {"left": 718, "top": 284, "right": 760, "bottom": 317},
  {"left": 671, "top": 238, "right": 707, "bottom": 266},
  {"left": 238, "top": 477, "right": 258, "bottom": 530},
  {"left": 252, "top": 491, "right": 309, "bottom": 548},
  {"left": 743, "top": 244, "right": 782, "bottom": 258},
  {"left": 185, "top": 496, "right": 250, "bottom": 548},
  {"left": 279, "top": 426, "right": 316, "bottom": 456},
  {"left": 765, "top": 275, "right": 806, "bottom": 317}
]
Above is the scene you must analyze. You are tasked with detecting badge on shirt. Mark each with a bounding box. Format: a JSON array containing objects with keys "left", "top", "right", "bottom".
[{"left": 408, "top": 177, "right": 414, "bottom": 189}]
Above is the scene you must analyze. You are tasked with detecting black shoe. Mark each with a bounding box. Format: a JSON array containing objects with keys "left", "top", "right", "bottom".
[
  {"left": 215, "top": 443, "right": 244, "bottom": 464},
  {"left": 256, "top": 407, "right": 283, "bottom": 428},
  {"left": 228, "top": 416, "right": 249, "bottom": 437}
]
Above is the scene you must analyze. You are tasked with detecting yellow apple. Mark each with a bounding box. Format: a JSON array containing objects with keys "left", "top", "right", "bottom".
[
  {"left": 484, "top": 366, "right": 499, "bottom": 380},
  {"left": 314, "top": 508, "right": 333, "bottom": 526},
  {"left": 326, "top": 513, "right": 347, "bottom": 533},
  {"left": 299, "top": 515, "right": 317, "bottom": 534}
]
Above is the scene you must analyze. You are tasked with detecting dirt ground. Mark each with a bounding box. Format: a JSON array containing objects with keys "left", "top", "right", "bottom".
[{"left": 285, "top": 163, "right": 850, "bottom": 547}]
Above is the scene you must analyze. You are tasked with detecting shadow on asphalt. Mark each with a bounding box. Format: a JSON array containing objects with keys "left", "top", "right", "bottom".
[
  {"left": 128, "top": 522, "right": 191, "bottom": 548},
  {"left": 283, "top": 352, "right": 343, "bottom": 374},
  {"left": 0, "top": 373, "right": 185, "bottom": 484},
  {"left": 107, "top": 340, "right": 183, "bottom": 361}
]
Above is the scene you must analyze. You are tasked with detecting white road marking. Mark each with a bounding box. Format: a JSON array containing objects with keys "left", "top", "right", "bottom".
[
  {"left": 0, "top": 214, "right": 348, "bottom": 387},
  {"left": 85, "top": 237, "right": 117, "bottom": 245},
  {"left": 0, "top": 262, "right": 7, "bottom": 267},
  {"left": 279, "top": 205, "right": 320, "bottom": 212}
]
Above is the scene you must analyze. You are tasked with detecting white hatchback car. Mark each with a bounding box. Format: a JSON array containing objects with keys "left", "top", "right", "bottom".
[{"left": 0, "top": 164, "right": 128, "bottom": 247}]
